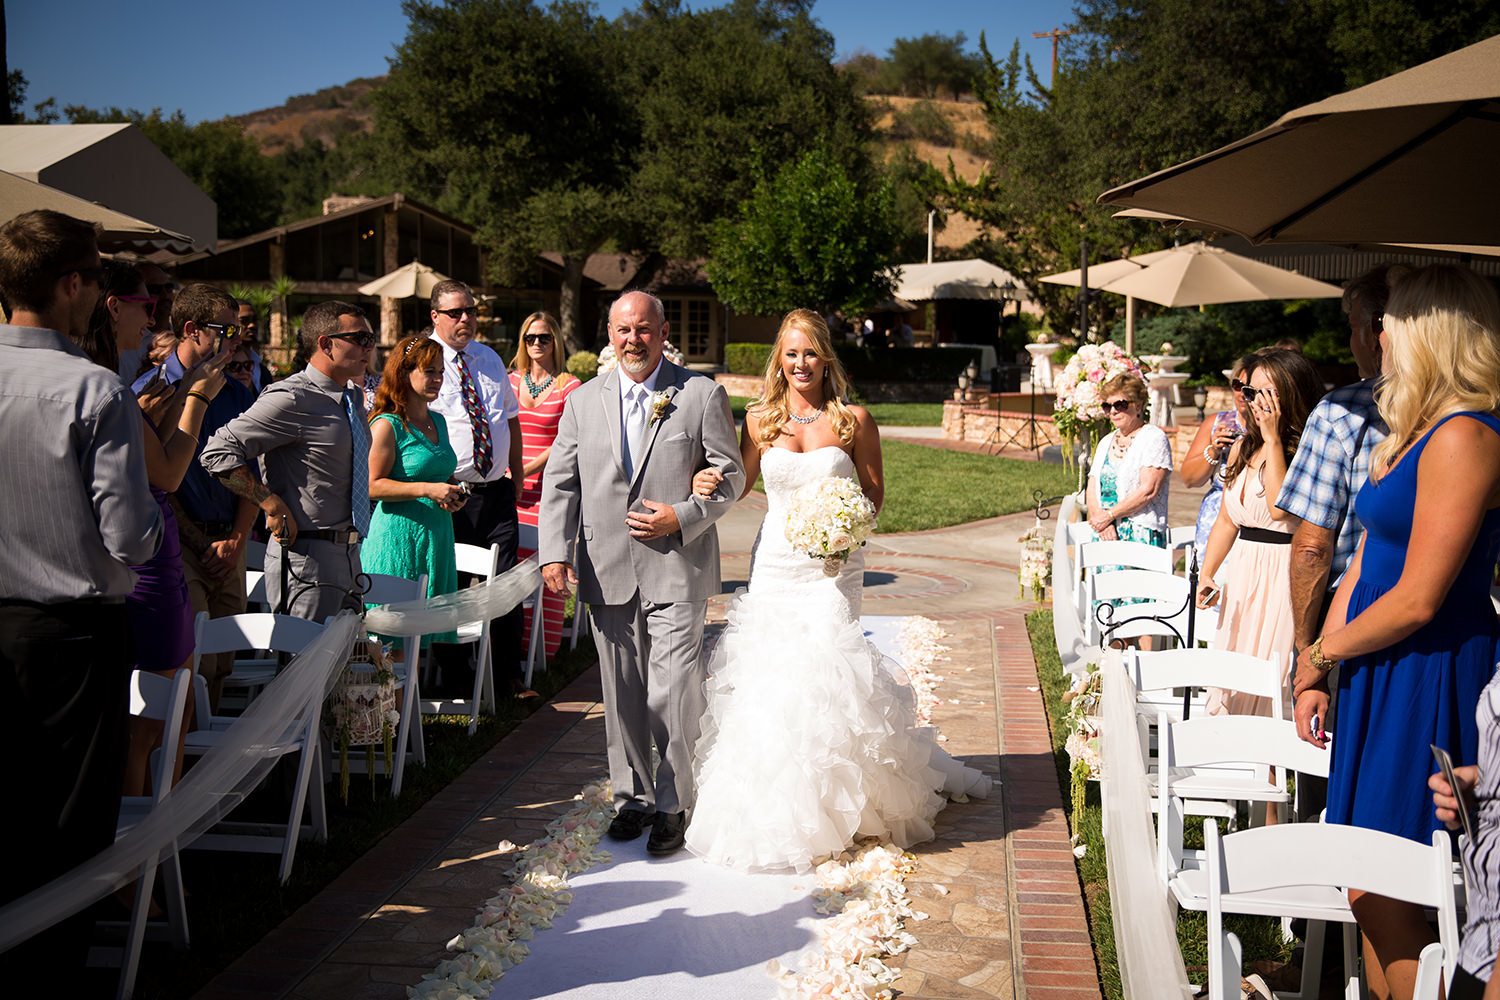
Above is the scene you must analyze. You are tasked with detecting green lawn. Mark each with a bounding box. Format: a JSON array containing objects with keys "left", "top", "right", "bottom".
[{"left": 876, "top": 439, "right": 1078, "bottom": 533}]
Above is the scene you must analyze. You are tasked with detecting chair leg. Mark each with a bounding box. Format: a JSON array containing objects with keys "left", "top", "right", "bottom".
[
  {"left": 162, "top": 842, "right": 190, "bottom": 950},
  {"left": 307, "top": 730, "right": 328, "bottom": 842},
  {"left": 117, "top": 860, "right": 158, "bottom": 1000},
  {"left": 393, "top": 659, "right": 421, "bottom": 796},
  {"left": 279, "top": 738, "right": 320, "bottom": 885},
  {"left": 466, "top": 638, "right": 485, "bottom": 735}
]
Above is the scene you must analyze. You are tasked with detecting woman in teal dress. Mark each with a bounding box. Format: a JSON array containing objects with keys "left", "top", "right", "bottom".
[
  {"left": 364, "top": 334, "right": 469, "bottom": 645},
  {"left": 1294, "top": 265, "right": 1500, "bottom": 1000}
]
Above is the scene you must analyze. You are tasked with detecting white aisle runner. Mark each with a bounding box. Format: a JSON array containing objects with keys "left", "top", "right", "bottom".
[
  {"left": 487, "top": 618, "right": 916, "bottom": 1000},
  {"left": 488, "top": 839, "right": 819, "bottom": 1000}
]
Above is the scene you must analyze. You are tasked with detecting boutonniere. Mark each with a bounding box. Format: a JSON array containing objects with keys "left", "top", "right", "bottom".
[{"left": 648, "top": 390, "right": 672, "bottom": 427}]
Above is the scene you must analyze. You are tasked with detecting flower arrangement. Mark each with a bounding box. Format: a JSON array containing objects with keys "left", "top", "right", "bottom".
[
  {"left": 409, "top": 781, "right": 615, "bottom": 1000},
  {"left": 1061, "top": 665, "right": 1103, "bottom": 822},
  {"left": 784, "top": 476, "right": 878, "bottom": 577},
  {"left": 1017, "top": 517, "right": 1053, "bottom": 602},
  {"left": 1051, "top": 341, "right": 1148, "bottom": 467},
  {"left": 768, "top": 841, "right": 921, "bottom": 1000},
  {"left": 328, "top": 637, "right": 399, "bottom": 803},
  {"left": 647, "top": 389, "right": 672, "bottom": 426}
]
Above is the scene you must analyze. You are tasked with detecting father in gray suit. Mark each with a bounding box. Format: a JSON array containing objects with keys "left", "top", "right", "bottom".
[{"left": 540, "top": 290, "right": 744, "bottom": 855}]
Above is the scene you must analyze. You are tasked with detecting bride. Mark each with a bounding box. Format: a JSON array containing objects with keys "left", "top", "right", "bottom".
[{"left": 684, "top": 309, "right": 989, "bottom": 872}]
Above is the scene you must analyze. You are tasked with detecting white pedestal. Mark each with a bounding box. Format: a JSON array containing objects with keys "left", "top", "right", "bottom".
[
  {"left": 1026, "top": 342, "right": 1062, "bottom": 391},
  {"left": 1147, "top": 372, "right": 1190, "bottom": 427}
]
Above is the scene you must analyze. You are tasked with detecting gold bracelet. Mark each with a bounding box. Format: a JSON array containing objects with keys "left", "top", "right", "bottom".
[{"left": 1306, "top": 635, "right": 1339, "bottom": 675}]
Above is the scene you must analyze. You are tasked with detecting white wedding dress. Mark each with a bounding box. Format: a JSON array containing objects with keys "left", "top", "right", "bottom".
[{"left": 685, "top": 446, "right": 989, "bottom": 872}]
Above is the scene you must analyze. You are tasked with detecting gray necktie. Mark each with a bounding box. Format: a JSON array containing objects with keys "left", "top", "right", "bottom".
[{"left": 623, "top": 386, "right": 648, "bottom": 479}]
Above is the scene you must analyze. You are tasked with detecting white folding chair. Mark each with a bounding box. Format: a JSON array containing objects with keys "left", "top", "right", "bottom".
[
  {"left": 359, "top": 572, "right": 426, "bottom": 797},
  {"left": 1168, "top": 524, "right": 1198, "bottom": 576},
  {"left": 429, "top": 543, "right": 500, "bottom": 734},
  {"left": 96, "top": 669, "right": 193, "bottom": 999},
  {"left": 1088, "top": 569, "right": 1193, "bottom": 647},
  {"left": 516, "top": 523, "right": 547, "bottom": 686},
  {"left": 1201, "top": 821, "right": 1457, "bottom": 1000},
  {"left": 1076, "top": 538, "right": 1175, "bottom": 628},
  {"left": 183, "top": 613, "right": 330, "bottom": 884}
]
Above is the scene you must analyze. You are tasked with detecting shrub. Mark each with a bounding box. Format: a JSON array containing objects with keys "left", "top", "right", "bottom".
[
  {"left": 888, "top": 100, "right": 956, "bottom": 146},
  {"left": 726, "top": 342, "right": 775, "bottom": 376},
  {"left": 566, "top": 350, "right": 599, "bottom": 381}
]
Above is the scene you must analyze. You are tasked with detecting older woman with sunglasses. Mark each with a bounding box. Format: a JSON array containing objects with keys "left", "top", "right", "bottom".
[
  {"left": 1086, "top": 373, "right": 1173, "bottom": 549},
  {"left": 508, "top": 312, "right": 580, "bottom": 658}
]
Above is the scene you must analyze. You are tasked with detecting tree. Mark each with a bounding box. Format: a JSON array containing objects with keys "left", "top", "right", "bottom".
[
  {"left": 706, "top": 147, "right": 902, "bottom": 316},
  {"left": 619, "top": 0, "right": 872, "bottom": 259},
  {"left": 374, "top": 0, "right": 633, "bottom": 351},
  {"left": 64, "top": 106, "right": 280, "bottom": 238},
  {"left": 885, "top": 32, "right": 982, "bottom": 99},
  {"left": 6, "top": 70, "right": 58, "bottom": 124}
]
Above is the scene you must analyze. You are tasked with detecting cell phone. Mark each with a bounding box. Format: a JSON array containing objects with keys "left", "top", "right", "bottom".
[
  {"left": 1432, "top": 744, "right": 1474, "bottom": 841},
  {"left": 1310, "top": 713, "right": 1323, "bottom": 740}
]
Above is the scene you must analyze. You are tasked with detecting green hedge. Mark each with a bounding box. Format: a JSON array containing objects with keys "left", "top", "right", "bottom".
[
  {"left": 725, "top": 342, "right": 983, "bottom": 381},
  {"left": 726, "top": 343, "right": 774, "bottom": 375}
]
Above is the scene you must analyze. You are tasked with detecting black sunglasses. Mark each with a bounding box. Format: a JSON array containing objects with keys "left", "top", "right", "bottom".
[
  {"left": 1104, "top": 399, "right": 1134, "bottom": 414},
  {"left": 435, "top": 305, "right": 478, "bottom": 320},
  {"left": 523, "top": 333, "right": 554, "bottom": 346},
  {"left": 328, "top": 331, "right": 377, "bottom": 348},
  {"left": 1232, "top": 379, "right": 1269, "bottom": 404},
  {"left": 225, "top": 360, "right": 255, "bottom": 374},
  {"left": 201, "top": 322, "right": 240, "bottom": 340}
]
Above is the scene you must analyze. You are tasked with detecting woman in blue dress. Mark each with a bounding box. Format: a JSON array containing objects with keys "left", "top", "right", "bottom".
[{"left": 1294, "top": 264, "right": 1500, "bottom": 1000}]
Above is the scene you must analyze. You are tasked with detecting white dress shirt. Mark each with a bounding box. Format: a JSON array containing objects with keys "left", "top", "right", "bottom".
[
  {"left": 618, "top": 358, "right": 664, "bottom": 478},
  {"left": 431, "top": 337, "right": 521, "bottom": 484}
]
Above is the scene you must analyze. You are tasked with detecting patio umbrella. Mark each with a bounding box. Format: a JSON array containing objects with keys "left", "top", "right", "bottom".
[
  {"left": 1095, "top": 242, "right": 1343, "bottom": 307},
  {"left": 0, "top": 169, "right": 195, "bottom": 253},
  {"left": 1097, "top": 33, "right": 1500, "bottom": 247},
  {"left": 357, "top": 260, "right": 451, "bottom": 299}
]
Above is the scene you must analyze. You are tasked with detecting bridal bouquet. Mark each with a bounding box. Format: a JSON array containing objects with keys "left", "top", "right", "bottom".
[{"left": 784, "top": 476, "right": 878, "bottom": 577}]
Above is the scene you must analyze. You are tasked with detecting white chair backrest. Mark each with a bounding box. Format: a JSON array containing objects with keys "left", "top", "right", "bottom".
[
  {"left": 129, "top": 669, "right": 192, "bottom": 804},
  {"left": 454, "top": 541, "right": 501, "bottom": 579},
  {"left": 1130, "top": 648, "right": 1281, "bottom": 705},
  {"left": 1088, "top": 570, "right": 1192, "bottom": 645},
  {"left": 362, "top": 572, "right": 426, "bottom": 606},
  {"left": 1078, "top": 539, "right": 1174, "bottom": 574},
  {"left": 1205, "top": 821, "right": 1458, "bottom": 991},
  {"left": 193, "top": 612, "right": 326, "bottom": 659}
]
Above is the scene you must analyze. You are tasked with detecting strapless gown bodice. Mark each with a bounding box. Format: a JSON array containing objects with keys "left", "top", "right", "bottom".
[{"left": 686, "top": 447, "right": 989, "bottom": 872}]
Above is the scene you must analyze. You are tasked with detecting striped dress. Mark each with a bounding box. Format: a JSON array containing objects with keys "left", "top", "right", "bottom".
[{"left": 510, "top": 371, "right": 581, "bottom": 658}]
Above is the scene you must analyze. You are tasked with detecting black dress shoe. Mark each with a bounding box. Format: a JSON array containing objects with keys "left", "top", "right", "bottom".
[
  {"left": 646, "top": 811, "right": 687, "bottom": 856},
  {"left": 606, "top": 809, "right": 653, "bottom": 841}
]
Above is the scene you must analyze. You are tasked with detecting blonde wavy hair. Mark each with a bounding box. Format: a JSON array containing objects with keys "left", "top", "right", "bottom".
[
  {"left": 508, "top": 310, "right": 567, "bottom": 374},
  {"left": 753, "top": 309, "right": 859, "bottom": 448},
  {"left": 1371, "top": 264, "right": 1500, "bottom": 481}
]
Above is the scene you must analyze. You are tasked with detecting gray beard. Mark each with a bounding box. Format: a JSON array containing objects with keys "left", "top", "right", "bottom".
[{"left": 621, "top": 351, "right": 651, "bottom": 373}]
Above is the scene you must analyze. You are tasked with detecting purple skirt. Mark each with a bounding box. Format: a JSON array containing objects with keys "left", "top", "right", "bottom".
[{"left": 126, "top": 488, "right": 195, "bottom": 671}]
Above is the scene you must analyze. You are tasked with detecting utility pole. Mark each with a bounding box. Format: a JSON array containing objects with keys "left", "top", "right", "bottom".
[{"left": 1031, "top": 27, "right": 1075, "bottom": 88}]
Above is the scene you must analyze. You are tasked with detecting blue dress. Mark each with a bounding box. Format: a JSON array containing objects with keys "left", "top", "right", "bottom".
[{"left": 1326, "top": 412, "right": 1500, "bottom": 842}]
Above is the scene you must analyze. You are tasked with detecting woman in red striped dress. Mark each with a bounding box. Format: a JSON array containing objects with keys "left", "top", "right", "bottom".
[{"left": 509, "top": 312, "right": 581, "bottom": 658}]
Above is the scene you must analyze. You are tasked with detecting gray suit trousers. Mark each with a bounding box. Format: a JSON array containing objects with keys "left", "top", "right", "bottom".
[{"left": 590, "top": 596, "right": 708, "bottom": 815}]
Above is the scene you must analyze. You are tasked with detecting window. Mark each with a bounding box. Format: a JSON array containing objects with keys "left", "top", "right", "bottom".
[{"left": 662, "top": 297, "right": 713, "bottom": 361}]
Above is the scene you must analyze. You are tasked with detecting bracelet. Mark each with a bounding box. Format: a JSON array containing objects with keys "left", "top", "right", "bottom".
[
  {"left": 176, "top": 430, "right": 199, "bottom": 446},
  {"left": 187, "top": 390, "right": 211, "bottom": 404},
  {"left": 1306, "top": 635, "right": 1339, "bottom": 675},
  {"left": 1203, "top": 445, "right": 1221, "bottom": 466}
]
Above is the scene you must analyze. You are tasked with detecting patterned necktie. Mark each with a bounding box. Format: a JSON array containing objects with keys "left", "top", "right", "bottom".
[
  {"left": 344, "top": 389, "right": 372, "bottom": 537},
  {"left": 455, "top": 350, "right": 493, "bottom": 477},
  {"left": 623, "top": 385, "right": 648, "bottom": 480}
]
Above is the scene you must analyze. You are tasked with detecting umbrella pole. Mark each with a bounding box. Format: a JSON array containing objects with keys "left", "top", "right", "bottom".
[
  {"left": 1125, "top": 295, "right": 1136, "bottom": 353},
  {"left": 1078, "top": 241, "right": 1090, "bottom": 342}
]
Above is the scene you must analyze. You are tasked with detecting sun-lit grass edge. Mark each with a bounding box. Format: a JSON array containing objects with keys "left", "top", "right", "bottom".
[
  {"left": 1025, "top": 611, "right": 1291, "bottom": 999},
  {"left": 876, "top": 440, "right": 1077, "bottom": 533},
  {"left": 727, "top": 396, "right": 943, "bottom": 427}
]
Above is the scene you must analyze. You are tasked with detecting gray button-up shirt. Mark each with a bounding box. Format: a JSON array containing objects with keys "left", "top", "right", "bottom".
[
  {"left": 0, "top": 324, "right": 162, "bottom": 602},
  {"left": 200, "top": 365, "right": 360, "bottom": 532}
]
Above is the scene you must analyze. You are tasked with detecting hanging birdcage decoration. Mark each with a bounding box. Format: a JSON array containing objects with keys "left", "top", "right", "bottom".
[{"left": 328, "top": 635, "right": 398, "bottom": 802}]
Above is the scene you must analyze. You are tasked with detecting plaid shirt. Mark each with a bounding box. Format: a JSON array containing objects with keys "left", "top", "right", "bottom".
[{"left": 1275, "top": 379, "right": 1387, "bottom": 587}]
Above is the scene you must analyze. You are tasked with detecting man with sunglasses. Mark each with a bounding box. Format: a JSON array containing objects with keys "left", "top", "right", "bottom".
[
  {"left": 425, "top": 280, "right": 531, "bottom": 697},
  {"left": 130, "top": 283, "right": 258, "bottom": 711},
  {"left": 1276, "top": 265, "right": 1390, "bottom": 825},
  {"left": 0, "top": 210, "right": 162, "bottom": 974},
  {"left": 202, "top": 301, "right": 377, "bottom": 622}
]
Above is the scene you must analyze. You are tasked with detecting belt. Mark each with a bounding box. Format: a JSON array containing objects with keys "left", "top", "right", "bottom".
[
  {"left": 462, "top": 478, "right": 511, "bottom": 493},
  {"left": 190, "top": 519, "right": 236, "bottom": 536},
  {"left": 297, "top": 528, "right": 362, "bottom": 545},
  {"left": 1239, "top": 526, "right": 1293, "bottom": 545}
]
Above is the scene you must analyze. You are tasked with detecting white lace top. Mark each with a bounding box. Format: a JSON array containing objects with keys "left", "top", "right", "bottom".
[{"left": 1089, "top": 424, "right": 1174, "bottom": 536}]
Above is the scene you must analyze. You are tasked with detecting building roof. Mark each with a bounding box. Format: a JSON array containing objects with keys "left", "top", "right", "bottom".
[
  {"left": 0, "top": 124, "right": 216, "bottom": 250},
  {"left": 893, "top": 258, "right": 1029, "bottom": 302}
]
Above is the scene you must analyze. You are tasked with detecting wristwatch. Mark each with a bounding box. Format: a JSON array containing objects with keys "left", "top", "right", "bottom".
[{"left": 1306, "top": 635, "right": 1339, "bottom": 675}]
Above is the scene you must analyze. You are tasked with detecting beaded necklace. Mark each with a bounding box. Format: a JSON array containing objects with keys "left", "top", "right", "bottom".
[{"left": 523, "top": 370, "right": 557, "bottom": 397}]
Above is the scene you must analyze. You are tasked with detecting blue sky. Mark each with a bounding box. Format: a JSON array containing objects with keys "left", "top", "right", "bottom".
[{"left": 10, "top": 0, "right": 1078, "bottom": 124}]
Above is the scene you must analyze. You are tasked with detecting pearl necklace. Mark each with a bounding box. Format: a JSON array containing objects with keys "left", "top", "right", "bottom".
[
  {"left": 788, "top": 407, "right": 824, "bottom": 425},
  {"left": 523, "top": 371, "right": 556, "bottom": 397}
]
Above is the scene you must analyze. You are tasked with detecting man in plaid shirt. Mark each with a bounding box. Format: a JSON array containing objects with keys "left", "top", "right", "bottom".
[{"left": 1276, "top": 265, "right": 1390, "bottom": 819}]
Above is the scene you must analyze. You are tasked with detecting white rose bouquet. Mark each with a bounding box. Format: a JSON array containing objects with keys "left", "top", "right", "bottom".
[{"left": 783, "top": 475, "right": 878, "bottom": 577}]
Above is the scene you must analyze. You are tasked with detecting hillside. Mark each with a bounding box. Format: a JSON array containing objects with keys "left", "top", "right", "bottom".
[{"left": 233, "top": 82, "right": 993, "bottom": 250}]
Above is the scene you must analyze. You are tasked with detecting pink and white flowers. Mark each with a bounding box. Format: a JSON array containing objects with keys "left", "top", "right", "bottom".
[
  {"left": 784, "top": 476, "right": 878, "bottom": 577},
  {"left": 1052, "top": 341, "right": 1148, "bottom": 462}
]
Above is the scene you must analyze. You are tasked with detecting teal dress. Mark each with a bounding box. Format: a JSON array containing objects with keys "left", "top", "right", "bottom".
[{"left": 362, "top": 412, "right": 459, "bottom": 646}]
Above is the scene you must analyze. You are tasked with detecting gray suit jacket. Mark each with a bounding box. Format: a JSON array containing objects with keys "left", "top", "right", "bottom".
[{"left": 539, "top": 361, "right": 745, "bottom": 606}]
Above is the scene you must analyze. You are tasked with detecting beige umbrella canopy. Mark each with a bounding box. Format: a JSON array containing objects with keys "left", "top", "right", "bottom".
[
  {"left": 1098, "top": 33, "right": 1500, "bottom": 247},
  {"left": 1096, "top": 242, "right": 1343, "bottom": 307},
  {"left": 357, "top": 260, "right": 452, "bottom": 299},
  {"left": 0, "top": 169, "right": 195, "bottom": 253}
]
